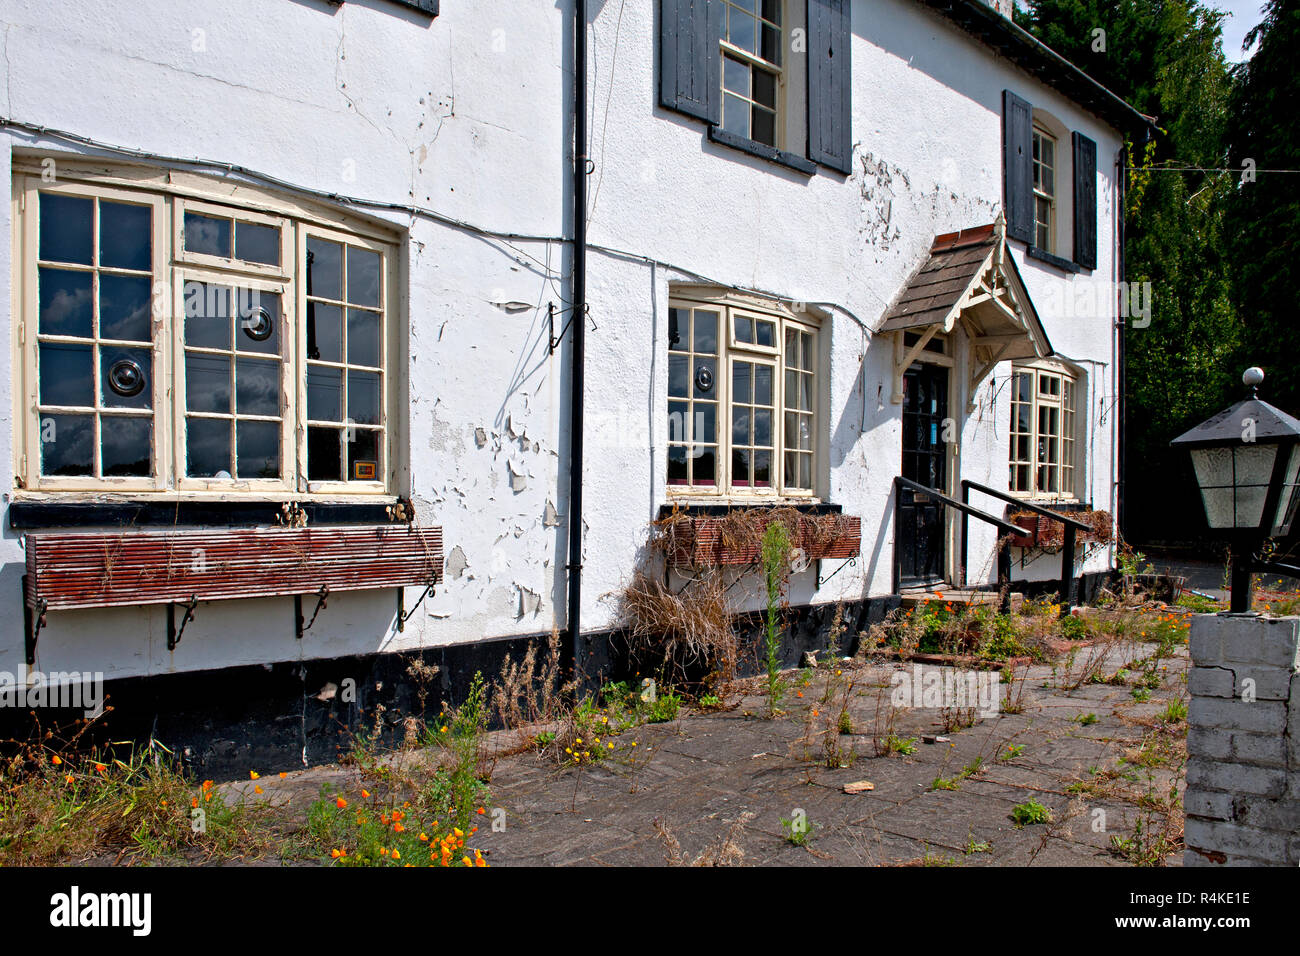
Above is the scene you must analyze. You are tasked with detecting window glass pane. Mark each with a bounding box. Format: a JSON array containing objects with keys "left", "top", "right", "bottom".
[
  {"left": 756, "top": 320, "right": 774, "bottom": 348},
  {"left": 753, "top": 449, "right": 771, "bottom": 487},
  {"left": 40, "top": 413, "right": 93, "bottom": 476},
  {"left": 733, "top": 362, "right": 751, "bottom": 403},
  {"left": 347, "top": 247, "right": 381, "bottom": 307},
  {"left": 668, "top": 401, "right": 689, "bottom": 442},
  {"left": 237, "top": 292, "right": 281, "bottom": 355},
  {"left": 754, "top": 408, "right": 772, "bottom": 446},
  {"left": 799, "top": 454, "right": 811, "bottom": 490},
  {"left": 39, "top": 193, "right": 93, "bottom": 265},
  {"left": 735, "top": 315, "right": 753, "bottom": 343},
  {"left": 99, "top": 201, "right": 152, "bottom": 271},
  {"left": 754, "top": 365, "right": 772, "bottom": 405},
  {"left": 39, "top": 268, "right": 93, "bottom": 337},
  {"left": 724, "top": 56, "right": 748, "bottom": 95},
  {"left": 697, "top": 402, "right": 717, "bottom": 445},
  {"left": 186, "top": 417, "right": 232, "bottom": 477},
  {"left": 760, "top": 23, "right": 781, "bottom": 63},
  {"left": 307, "top": 302, "right": 343, "bottom": 362},
  {"left": 693, "top": 310, "right": 718, "bottom": 353},
  {"left": 752, "top": 108, "right": 776, "bottom": 147},
  {"left": 694, "top": 447, "right": 716, "bottom": 485},
  {"left": 101, "top": 415, "right": 151, "bottom": 476},
  {"left": 39, "top": 343, "right": 93, "bottom": 407},
  {"left": 347, "top": 309, "right": 381, "bottom": 367},
  {"left": 308, "top": 426, "right": 343, "bottom": 481},
  {"left": 348, "top": 370, "right": 381, "bottom": 425},
  {"left": 348, "top": 429, "right": 380, "bottom": 482},
  {"left": 667, "top": 445, "right": 688, "bottom": 484},
  {"left": 185, "top": 353, "right": 232, "bottom": 414},
  {"left": 98, "top": 273, "right": 153, "bottom": 342},
  {"left": 237, "top": 420, "right": 281, "bottom": 479},
  {"left": 722, "top": 92, "right": 747, "bottom": 137},
  {"left": 800, "top": 331, "right": 813, "bottom": 370},
  {"left": 184, "top": 212, "right": 232, "bottom": 258},
  {"left": 732, "top": 447, "right": 751, "bottom": 485},
  {"left": 732, "top": 407, "right": 750, "bottom": 446},
  {"left": 101, "top": 347, "right": 152, "bottom": 409},
  {"left": 236, "top": 357, "right": 280, "bottom": 418},
  {"left": 799, "top": 372, "right": 813, "bottom": 412},
  {"left": 668, "top": 308, "right": 686, "bottom": 350},
  {"left": 669, "top": 354, "right": 689, "bottom": 398},
  {"left": 184, "top": 282, "right": 232, "bottom": 349},
  {"left": 235, "top": 220, "right": 280, "bottom": 266},
  {"left": 730, "top": 10, "right": 756, "bottom": 52},
  {"left": 307, "top": 237, "right": 343, "bottom": 300},
  {"left": 753, "top": 70, "right": 776, "bottom": 109},
  {"left": 308, "top": 366, "right": 344, "bottom": 422}
]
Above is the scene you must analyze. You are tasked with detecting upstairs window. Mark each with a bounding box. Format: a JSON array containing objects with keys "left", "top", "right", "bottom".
[
  {"left": 660, "top": 0, "right": 851, "bottom": 175},
  {"left": 1031, "top": 126, "right": 1057, "bottom": 254},
  {"left": 14, "top": 167, "right": 398, "bottom": 497},
  {"left": 668, "top": 292, "right": 819, "bottom": 497},
  {"left": 719, "top": 0, "right": 784, "bottom": 148},
  {"left": 1009, "top": 364, "right": 1078, "bottom": 500}
]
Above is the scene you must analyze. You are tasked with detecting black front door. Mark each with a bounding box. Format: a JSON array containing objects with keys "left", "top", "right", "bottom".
[{"left": 899, "top": 364, "right": 949, "bottom": 587}]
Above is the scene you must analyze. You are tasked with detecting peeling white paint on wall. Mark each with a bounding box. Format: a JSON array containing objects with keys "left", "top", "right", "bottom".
[{"left": 0, "top": 0, "right": 1121, "bottom": 682}]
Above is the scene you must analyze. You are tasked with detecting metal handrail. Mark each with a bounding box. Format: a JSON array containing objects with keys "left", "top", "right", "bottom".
[
  {"left": 961, "top": 479, "right": 1091, "bottom": 617},
  {"left": 893, "top": 476, "right": 1020, "bottom": 609},
  {"left": 960, "top": 479, "right": 1092, "bottom": 531}
]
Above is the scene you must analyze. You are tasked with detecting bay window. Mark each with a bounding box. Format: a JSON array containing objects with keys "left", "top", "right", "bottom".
[
  {"left": 668, "top": 292, "right": 819, "bottom": 497},
  {"left": 15, "top": 165, "right": 398, "bottom": 497},
  {"left": 1009, "top": 363, "right": 1077, "bottom": 500}
]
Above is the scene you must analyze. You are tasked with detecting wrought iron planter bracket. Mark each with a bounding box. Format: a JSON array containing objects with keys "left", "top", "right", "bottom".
[
  {"left": 23, "top": 576, "right": 47, "bottom": 666},
  {"left": 167, "top": 595, "right": 200, "bottom": 651},
  {"left": 295, "top": 585, "right": 331, "bottom": 640},
  {"left": 396, "top": 578, "right": 436, "bottom": 632},
  {"left": 816, "top": 556, "right": 857, "bottom": 588},
  {"left": 548, "top": 301, "right": 594, "bottom": 354}
]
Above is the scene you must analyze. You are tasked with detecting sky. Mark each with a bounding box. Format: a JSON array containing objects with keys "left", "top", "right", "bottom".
[{"left": 1210, "top": 0, "right": 1268, "bottom": 61}]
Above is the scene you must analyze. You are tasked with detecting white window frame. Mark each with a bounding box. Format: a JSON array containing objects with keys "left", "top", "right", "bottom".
[
  {"left": 667, "top": 290, "right": 820, "bottom": 501},
  {"left": 1008, "top": 361, "right": 1079, "bottom": 502},
  {"left": 12, "top": 160, "right": 401, "bottom": 501},
  {"left": 719, "top": 0, "right": 786, "bottom": 150},
  {"left": 1031, "top": 125, "right": 1057, "bottom": 254}
]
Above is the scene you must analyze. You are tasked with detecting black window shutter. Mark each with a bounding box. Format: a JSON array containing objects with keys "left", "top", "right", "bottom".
[
  {"left": 1002, "top": 90, "right": 1033, "bottom": 245},
  {"left": 660, "top": 0, "right": 722, "bottom": 124},
  {"left": 807, "top": 0, "right": 851, "bottom": 174},
  {"left": 1072, "top": 131, "right": 1097, "bottom": 270}
]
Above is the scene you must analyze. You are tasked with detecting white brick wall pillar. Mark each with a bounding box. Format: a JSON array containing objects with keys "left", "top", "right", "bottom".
[{"left": 1184, "top": 613, "right": 1300, "bottom": 866}]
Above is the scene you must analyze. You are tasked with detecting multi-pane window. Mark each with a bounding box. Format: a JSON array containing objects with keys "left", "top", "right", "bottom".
[
  {"left": 719, "top": 0, "right": 783, "bottom": 148},
  {"left": 1009, "top": 366, "right": 1077, "bottom": 499},
  {"left": 16, "top": 171, "right": 396, "bottom": 496},
  {"left": 668, "top": 294, "right": 817, "bottom": 497},
  {"left": 1031, "top": 127, "right": 1056, "bottom": 252}
]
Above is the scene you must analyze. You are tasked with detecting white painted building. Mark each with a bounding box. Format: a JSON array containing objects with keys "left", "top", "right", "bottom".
[{"left": 0, "top": 0, "right": 1149, "bottom": 689}]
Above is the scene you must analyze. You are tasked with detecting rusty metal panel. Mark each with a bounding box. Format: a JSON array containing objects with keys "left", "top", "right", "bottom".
[{"left": 24, "top": 525, "right": 443, "bottom": 611}]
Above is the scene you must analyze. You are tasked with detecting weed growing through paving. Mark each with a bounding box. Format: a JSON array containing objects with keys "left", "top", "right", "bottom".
[
  {"left": 781, "top": 812, "right": 816, "bottom": 846},
  {"left": 1011, "top": 799, "right": 1052, "bottom": 826},
  {"left": 304, "top": 784, "right": 487, "bottom": 867},
  {"left": 760, "top": 521, "right": 792, "bottom": 718}
]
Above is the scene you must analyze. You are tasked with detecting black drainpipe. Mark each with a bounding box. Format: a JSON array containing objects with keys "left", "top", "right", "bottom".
[
  {"left": 566, "top": 0, "right": 588, "bottom": 673},
  {"left": 1116, "top": 144, "right": 1127, "bottom": 543}
]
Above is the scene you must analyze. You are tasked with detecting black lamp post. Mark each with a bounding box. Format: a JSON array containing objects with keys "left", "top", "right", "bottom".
[{"left": 1171, "top": 367, "right": 1300, "bottom": 612}]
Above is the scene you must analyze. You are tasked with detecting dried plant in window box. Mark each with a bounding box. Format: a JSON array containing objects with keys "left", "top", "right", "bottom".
[
  {"left": 1007, "top": 509, "right": 1113, "bottom": 549},
  {"left": 650, "top": 507, "right": 860, "bottom": 568}
]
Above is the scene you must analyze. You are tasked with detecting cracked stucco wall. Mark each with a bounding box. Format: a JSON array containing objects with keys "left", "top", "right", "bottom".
[{"left": 0, "top": 0, "right": 1120, "bottom": 680}]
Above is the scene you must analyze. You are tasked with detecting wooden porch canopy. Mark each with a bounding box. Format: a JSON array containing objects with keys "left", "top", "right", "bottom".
[
  {"left": 881, "top": 217, "right": 1053, "bottom": 408},
  {"left": 23, "top": 524, "right": 443, "bottom": 662}
]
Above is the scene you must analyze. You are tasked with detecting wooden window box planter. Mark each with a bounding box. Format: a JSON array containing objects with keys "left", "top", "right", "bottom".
[
  {"left": 22, "top": 524, "right": 443, "bottom": 662},
  {"left": 1007, "top": 509, "right": 1112, "bottom": 550},
  {"left": 663, "top": 512, "right": 861, "bottom": 568}
]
